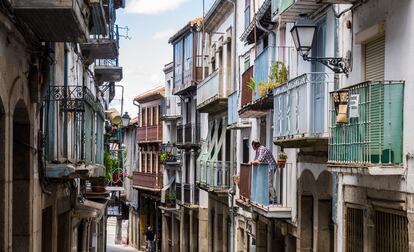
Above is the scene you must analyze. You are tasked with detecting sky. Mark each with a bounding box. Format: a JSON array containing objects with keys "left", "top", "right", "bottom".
[{"left": 109, "top": 0, "right": 216, "bottom": 118}]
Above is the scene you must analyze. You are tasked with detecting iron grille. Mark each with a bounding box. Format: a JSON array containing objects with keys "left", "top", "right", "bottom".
[
  {"left": 346, "top": 207, "right": 363, "bottom": 252},
  {"left": 375, "top": 210, "right": 408, "bottom": 251},
  {"left": 46, "top": 85, "right": 95, "bottom": 112}
]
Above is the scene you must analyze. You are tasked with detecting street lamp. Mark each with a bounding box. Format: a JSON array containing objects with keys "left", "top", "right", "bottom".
[
  {"left": 290, "top": 14, "right": 349, "bottom": 76},
  {"left": 121, "top": 112, "right": 131, "bottom": 127}
]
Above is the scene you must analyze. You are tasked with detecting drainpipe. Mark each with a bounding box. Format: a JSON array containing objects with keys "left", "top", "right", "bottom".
[{"left": 225, "top": 1, "right": 237, "bottom": 251}]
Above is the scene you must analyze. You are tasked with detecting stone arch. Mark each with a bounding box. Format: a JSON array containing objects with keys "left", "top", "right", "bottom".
[
  {"left": 316, "top": 171, "right": 334, "bottom": 251},
  {"left": 12, "top": 99, "right": 31, "bottom": 252}
]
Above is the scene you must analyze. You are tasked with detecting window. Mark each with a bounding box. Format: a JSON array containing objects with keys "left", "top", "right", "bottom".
[
  {"left": 346, "top": 207, "right": 363, "bottom": 252},
  {"left": 141, "top": 108, "right": 146, "bottom": 126},
  {"left": 364, "top": 35, "right": 385, "bottom": 81},
  {"left": 174, "top": 40, "right": 184, "bottom": 86},
  {"left": 183, "top": 34, "right": 193, "bottom": 83},
  {"left": 244, "top": 0, "right": 251, "bottom": 29},
  {"left": 375, "top": 210, "right": 408, "bottom": 251}
]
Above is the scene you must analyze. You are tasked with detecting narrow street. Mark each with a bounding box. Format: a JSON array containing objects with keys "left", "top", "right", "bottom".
[{"left": 106, "top": 218, "right": 141, "bottom": 252}]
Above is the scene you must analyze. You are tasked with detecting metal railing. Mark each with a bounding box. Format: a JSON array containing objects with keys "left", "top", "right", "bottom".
[
  {"left": 161, "top": 143, "right": 181, "bottom": 164},
  {"left": 253, "top": 47, "right": 270, "bottom": 100},
  {"left": 177, "top": 124, "right": 184, "bottom": 145},
  {"left": 198, "top": 160, "right": 233, "bottom": 190},
  {"left": 184, "top": 123, "right": 201, "bottom": 144},
  {"left": 273, "top": 73, "right": 334, "bottom": 138},
  {"left": 46, "top": 85, "right": 95, "bottom": 112},
  {"left": 228, "top": 91, "right": 239, "bottom": 125},
  {"left": 328, "top": 81, "right": 404, "bottom": 165},
  {"left": 250, "top": 163, "right": 293, "bottom": 209}
]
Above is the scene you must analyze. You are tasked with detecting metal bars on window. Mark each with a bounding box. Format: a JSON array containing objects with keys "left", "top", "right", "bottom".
[
  {"left": 375, "top": 210, "right": 408, "bottom": 252},
  {"left": 346, "top": 207, "right": 364, "bottom": 252}
]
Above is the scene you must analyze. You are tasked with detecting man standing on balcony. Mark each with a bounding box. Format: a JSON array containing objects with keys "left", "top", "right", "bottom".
[{"left": 249, "top": 139, "right": 277, "bottom": 204}]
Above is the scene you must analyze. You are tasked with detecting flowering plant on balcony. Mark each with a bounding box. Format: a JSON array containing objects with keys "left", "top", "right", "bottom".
[
  {"left": 277, "top": 152, "right": 288, "bottom": 168},
  {"left": 160, "top": 151, "right": 176, "bottom": 163},
  {"left": 248, "top": 61, "right": 289, "bottom": 97},
  {"left": 165, "top": 191, "right": 177, "bottom": 207}
]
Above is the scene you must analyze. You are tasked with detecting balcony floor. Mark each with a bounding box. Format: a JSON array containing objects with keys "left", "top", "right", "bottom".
[
  {"left": 251, "top": 203, "right": 292, "bottom": 219},
  {"left": 197, "top": 97, "right": 228, "bottom": 114},
  {"left": 95, "top": 66, "right": 123, "bottom": 82},
  {"left": 273, "top": 136, "right": 328, "bottom": 148},
  {"left": 80, "top": 39, "right": 118, "bottom": 61},
  {"left": 328, "top": 164, "right": 405, "bottom": 176}
]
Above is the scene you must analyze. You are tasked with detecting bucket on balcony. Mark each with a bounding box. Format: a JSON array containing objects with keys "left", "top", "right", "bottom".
[{"left": 106, "top": 108, "right": 122, "bottom": 125}]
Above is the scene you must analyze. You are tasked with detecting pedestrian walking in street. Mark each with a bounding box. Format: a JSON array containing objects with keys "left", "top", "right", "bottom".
[
  {"left": 145, "top": 226, "right": 156, "bottom": 252},
  {"left": 248, "top": 139, "right": 278, "bottom": 204}
]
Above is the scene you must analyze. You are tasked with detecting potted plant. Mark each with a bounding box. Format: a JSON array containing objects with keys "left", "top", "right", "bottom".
[
  {"left": 90, "top": 176, "right": 106, "bottom": 192},
  {"left": 277, "top": 152, "right": 288, "bottom": 168},
  {"left": 165, "top": 191, "right": 176, "bottom": 208}
]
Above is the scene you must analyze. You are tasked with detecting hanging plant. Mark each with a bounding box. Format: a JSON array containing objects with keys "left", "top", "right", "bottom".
[{"left": 277, "top": 152, "right": 288, "bottom": 168}]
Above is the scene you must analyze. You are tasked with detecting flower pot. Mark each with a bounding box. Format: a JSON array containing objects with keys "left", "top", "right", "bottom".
[
  {"left": 112, "top": 173, "right": 123, "bottom": 187},
  {"left": 277, "top": 159, "right": 286, "bottom": 168},
  {"left": 91, "top": 179, "right": 106, "bottom": 192}
]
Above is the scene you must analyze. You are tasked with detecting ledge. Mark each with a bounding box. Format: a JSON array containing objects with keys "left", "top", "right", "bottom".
[{"left": 328, "top": 164, "right": 405, "bottom": 176}]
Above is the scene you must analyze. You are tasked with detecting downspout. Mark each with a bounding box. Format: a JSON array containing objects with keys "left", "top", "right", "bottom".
[
  {"left": 256, "top": 20, "right": 276, "bottom": 66},
  {"left": 225, "top": 1, "right": 237, "bottom": 252}
]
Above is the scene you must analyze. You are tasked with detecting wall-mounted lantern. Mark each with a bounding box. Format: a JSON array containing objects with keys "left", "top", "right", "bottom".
[{"left": 290, "top": 14, "right": 350, "bottom": 76}]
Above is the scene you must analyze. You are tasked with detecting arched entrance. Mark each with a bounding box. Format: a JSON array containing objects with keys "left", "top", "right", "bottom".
[
  {"left": 12, "top": 100, "right": 31, "bottom": 251},
  {"left": 316, "top": 171, "right": 333, "bottom": 252},
  {"left": 299, "top": 170, "right": 316, "bottom": 252},
  {"left": 0, "top": 98, "right": 5, "bottom": 249}
]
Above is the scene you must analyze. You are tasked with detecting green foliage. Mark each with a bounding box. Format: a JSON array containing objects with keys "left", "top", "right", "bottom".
[
  {"left": 247, "top": 78, "right": 256, "bottom": 92},
  {"left": 278, "top": 152, "right": 288, "bottom": 160},
  {"left": 160, "top": 151, "right": 174, "bottom": 163},
  {"left": 166, "top": 191, "right": 176, "bottom": 203},
  {"left": 256, "top": 61, "right": 290, "bottom": 97}
]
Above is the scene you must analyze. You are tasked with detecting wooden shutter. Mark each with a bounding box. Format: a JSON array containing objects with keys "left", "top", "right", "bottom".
[{"left": 365, "top": 35, "right": 385, "bottom": 81}]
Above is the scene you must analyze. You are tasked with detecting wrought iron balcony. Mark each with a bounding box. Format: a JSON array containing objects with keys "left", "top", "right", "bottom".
[
  {"left": 197, "top": 160, "right": 233, "bottom": 192},
  {"left": 137, "top": 125, "right": 162, "bottom": 143},
  {"left": 46, "top": 85, "right": 95, "bottom": 113},
  {"left": 249, "top": 164, "right": 293, "bottom": 218},
  {"left": 11, "top": 0, "right": 90, "bottom": 42},
  {"left": 132, "top": 172, "right": 163, "bottom": 190},
  {"left": 273, "top": 73, "right": 334, "bottom": 148},
  {"left": 197, "top": 69, "right": 229, "bottom": 113},
  {"left": 161, "top": 143, "right": 181, "bottom": 166},
  {"left": 160, "top": 96, "right": 181, "bottom": 121},
  {"left": 328, "top": 81, "right": 404, "bottom": 175}
]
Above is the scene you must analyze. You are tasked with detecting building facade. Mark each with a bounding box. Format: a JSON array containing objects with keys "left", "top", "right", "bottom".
[{"left": 0, "top": 0, "right": 125, "bottom": 251}]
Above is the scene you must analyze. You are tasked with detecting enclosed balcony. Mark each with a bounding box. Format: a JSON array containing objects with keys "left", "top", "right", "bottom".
[
  {"left": 11, "top": 0, "right": 90, "bottom": 42},
  {"left": 176, "top": 183, "right": 199, "bottom": 207},
  {"left": 137, "top": 125, "right": 162, "bottom": 143},
  {"left": 328, "top": 81, "right": 404, "bottom": 175},
  {"left": 197, "top": 69, "right": 228, "bottom": 114},
  {"left": 80, "top": 25, "right": 119, "bottom": 63},
  {"left": 273, "top": 73, "right": 334, "bottom": 148},
  {"left": 176, "top": 123, "right": 200, "bottom": 149},
  {"left": 94, "top": 59, "right": 123, "bottom": 83},
  {"left": 198, "top": 160, "right": 232, "bottom": 192},
  {"left": 249, "top": 164, "right": 293, "bottom": 218},
  {"left": 133, "top": 172, "right": 163, "bottom": 191},
  {"left": 173, "top": 55, "right": 207, "bottom": 95},
  {"left": 160, "top": 96, "right": 181, "bottom": 121},
  {"left": 89, "top": 0, "right": 107, "bottom": 36}
]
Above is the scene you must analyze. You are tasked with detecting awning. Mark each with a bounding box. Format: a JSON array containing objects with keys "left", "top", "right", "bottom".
[
  {"left": 72, "top": 200, "right": 106, "bottom": 220},
  {"left": 161, "top": 175, "right": 176, "bottom": 203}
]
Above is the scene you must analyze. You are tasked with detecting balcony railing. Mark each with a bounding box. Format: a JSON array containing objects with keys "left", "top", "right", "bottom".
[
  {"left": 250, "top": 164, "right": 292, "bottom": 218},
  {"left": 228, "top": 91, "right": 239, "bottom": 125},
  {"left": 239, "top": 164, "right": 252, "bottom": 202},
  {"left": 241, "top": 66, "right": 254, "bottom": 108},
  {"left": 273, "top": 73, "right": 334, "bottom": 148},
  {"left": 198, "top": 160, "right": 233, "bottom": 191},
  {"left": 173, "top": 55, "right": 207, "bottom": 95},
  {"left": 197, "top": 69, "right": 228, "bottom": 113},
  {"left": 133, "top": 172, "right": 163, "bottom": 190},
  {"left": 46, "top": 85, "right": 95, "bottom": 113},
  {"left": 161, "top": 96, "right": 181, "bottom": 120},
  {"left": 176, "top": 183, "right": 199, "bottom": 206},
  {"left": 254, "top": 47, "right": 270, "bottom": 100},
  {"left": 81, "top": 24, "right": 120, "bottom": 62},
  {"left": 94, "top": 58, "right": 123, "bottom": 83},
  {"left": 329, "top": 81, "right": 404, "bottom": 167},
  {"left": 161, "top": 143, "right": 181, "bottom": 166},
  {"left": 11, "top": 0, "right": 90, "bottom": 42},
  {"left": 137, "top": 125, "right": 162, "bottom": 143}
]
